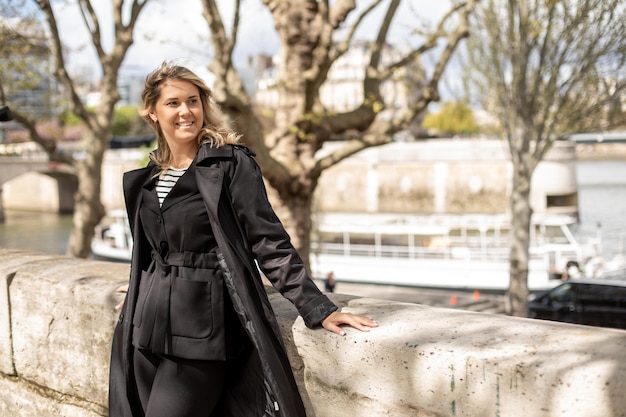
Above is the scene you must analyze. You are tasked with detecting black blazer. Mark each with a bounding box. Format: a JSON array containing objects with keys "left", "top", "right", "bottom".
[{"left": 109, "top": 144, "right": 337, "bottom": 417}]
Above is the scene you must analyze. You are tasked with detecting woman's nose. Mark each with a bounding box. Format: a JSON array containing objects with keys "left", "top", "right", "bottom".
[{"left": 179, "top": 103, "right": 191, "bottom": 115}]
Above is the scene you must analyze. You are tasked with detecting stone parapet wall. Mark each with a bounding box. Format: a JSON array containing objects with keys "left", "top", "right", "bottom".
[
  {"left": 1, "top": 249, "right": 625, "bottom": 417},
  {"left": 314, "top": 139, "right": 578, "bottom": 215},
  {"left": 0, "top": 250, "right": 122, "bottom": 417}
]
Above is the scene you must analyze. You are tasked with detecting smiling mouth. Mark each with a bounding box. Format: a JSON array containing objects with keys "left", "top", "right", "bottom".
[{"left": 177, "top": 121, "right": 194, "bottom": 127}]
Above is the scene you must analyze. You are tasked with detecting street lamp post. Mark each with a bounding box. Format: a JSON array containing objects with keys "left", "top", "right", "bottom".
[
  {"left": 0, "top": 105, "right": 13, "bottom": 221},
  {"left": 0, "top": 106, "right": 12, "bottom": 122}
]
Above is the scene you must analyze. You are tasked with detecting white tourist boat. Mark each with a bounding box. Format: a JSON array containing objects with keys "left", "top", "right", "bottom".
[
  {"left": 309, "top": 212, "right": 602, "bottom": 291},
  {"left": 91, "top": 210, "right": 603, "bottom": 291},
  {"left": 91, "top": 209, "right": 133, "bottom": 262}
]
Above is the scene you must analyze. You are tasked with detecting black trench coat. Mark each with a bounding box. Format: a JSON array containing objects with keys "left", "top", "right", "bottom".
[{"left": 108, "top": 144, "right": 338, "bottom": 417}]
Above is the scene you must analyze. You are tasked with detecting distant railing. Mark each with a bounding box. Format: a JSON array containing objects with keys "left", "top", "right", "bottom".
[{"left": 0, "top": 142, "right": 48, "bottom": 158}]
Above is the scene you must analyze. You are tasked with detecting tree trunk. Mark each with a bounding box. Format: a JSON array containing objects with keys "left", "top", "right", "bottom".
[
  {"left": 265, "top": 180, "right": 315, "bottom": 271},
  {"left": 506, "top": 153, "right": 532, "bottom": 316},
  {"left": 66, "top": 130, "right": 106, "bottom": 258}
]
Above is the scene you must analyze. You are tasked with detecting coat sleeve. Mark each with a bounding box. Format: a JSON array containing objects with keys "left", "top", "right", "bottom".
[{"left": 225, "top": 148, "right": 338, "bottom": 328}]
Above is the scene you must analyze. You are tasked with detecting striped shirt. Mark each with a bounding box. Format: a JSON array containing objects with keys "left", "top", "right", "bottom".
[{"left": 156, "top": 167, "right": 187, "bottom": 206}]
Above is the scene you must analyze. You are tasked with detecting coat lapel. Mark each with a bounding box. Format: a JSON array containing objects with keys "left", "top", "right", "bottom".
[
  {"left": 140, "top": 177, "right": 160, "bottom": 216},
  {"left": 195, "top": 165, "right": 224, "bottom": 224},
  {"left": 123, "top": 164, "right": 159, "bottom": 231}
]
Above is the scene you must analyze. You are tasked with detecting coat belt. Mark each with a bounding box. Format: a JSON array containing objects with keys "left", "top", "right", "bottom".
[{"left": 136, "top": 250, "right": 219, "bottom": 354}]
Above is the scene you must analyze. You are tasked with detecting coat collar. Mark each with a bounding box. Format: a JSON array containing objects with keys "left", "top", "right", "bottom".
[
  {"left": 196, "top": 143, "right": 256, "bottom": 166},
  {"left": 196, "top": 143, "right": 234, "bottom": 165}
]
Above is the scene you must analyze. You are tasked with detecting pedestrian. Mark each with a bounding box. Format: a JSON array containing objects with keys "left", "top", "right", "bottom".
[
  {"left": 562, "top": 259, "right": 582, "bottom": 281},
  {"left": 325, "top": 271, "right": 336, "bottom": 293},
  {"left": 108, "top": 61, "right": 377, "bottom": 417}
]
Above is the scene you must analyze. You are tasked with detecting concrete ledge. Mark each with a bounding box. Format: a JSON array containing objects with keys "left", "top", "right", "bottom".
[
  {"left": 0, "top": 249, "right": 125, "bottom": 416},
  {"left": 283, "top": 296, "right": 626, "bottom": 416},
  {"left": 1, "top": 249, "right": 625, "bottom": 417}
]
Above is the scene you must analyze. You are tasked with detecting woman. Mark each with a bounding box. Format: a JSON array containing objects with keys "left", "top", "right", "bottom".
[{"left": 108, "top": 61, "right": 377, "bottom": 417}]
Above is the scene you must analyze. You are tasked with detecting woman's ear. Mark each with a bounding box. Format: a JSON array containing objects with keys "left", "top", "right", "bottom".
[{"left": 149, "top": 113, "right": 157, "bottom": 123}]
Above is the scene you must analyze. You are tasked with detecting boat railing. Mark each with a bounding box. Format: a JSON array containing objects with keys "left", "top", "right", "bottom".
[
  {"left": 311, "top": 241, "right": 588, "bottom": 281},
  {"left": 313, "top": 241, "right": 512, "bottom": 261},
  {"left": 311, "top": 233, "right": 592, "bottom": 268}
]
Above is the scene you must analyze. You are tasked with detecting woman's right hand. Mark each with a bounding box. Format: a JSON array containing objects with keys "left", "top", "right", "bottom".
[
  {"left": 321, "top": 311, "right": 378, "bottom": 336},
  {"left": 115, "top": 284, "right": 129, "bottom": 311}
]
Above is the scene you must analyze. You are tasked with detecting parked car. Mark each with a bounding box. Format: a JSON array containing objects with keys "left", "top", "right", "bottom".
[{"left": 528, "top": 279, "right": 626, "bottom": 330}]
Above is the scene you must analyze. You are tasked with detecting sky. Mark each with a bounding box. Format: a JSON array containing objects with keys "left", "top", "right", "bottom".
[{"left": 52, "top": 0, "right": 455, "bottom": 83}]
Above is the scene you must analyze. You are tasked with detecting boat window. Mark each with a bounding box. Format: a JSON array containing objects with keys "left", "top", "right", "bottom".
[
  {"left": 317, "top": 231, "right": 345, "bottom": 244},
  {"left": 448, "top": 227, "right": 507, "bottom": 239},
  {"left": 536, "top": 225, "right": 570, "bottom": 244},
  {"left": 346, "top": 232, "right": 376, "bottom": 245},
  {"left": 317, "top": 231, "right": 410, "bottom": 246},
  {"left": 380, "top": 234, "right": 409, "bottom": 246},
  {"left": 546, "top": 193, "right": 578, "bottom": 211}
]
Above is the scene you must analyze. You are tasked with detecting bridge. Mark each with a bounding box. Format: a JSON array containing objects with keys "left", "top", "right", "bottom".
[
  {"left": 0, "top": 152, "right": 76, "bottom": 221},
  {"left": 0, "top": 156, "right": 52, "bottom": 184}
]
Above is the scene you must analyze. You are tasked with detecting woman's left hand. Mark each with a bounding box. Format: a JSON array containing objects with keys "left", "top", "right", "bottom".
[
  {"left": 114, "top": 284, "right": 129, "bottom": 311},
  {"left": 321, "top": 311, "right": 378, "bottom": 336}
]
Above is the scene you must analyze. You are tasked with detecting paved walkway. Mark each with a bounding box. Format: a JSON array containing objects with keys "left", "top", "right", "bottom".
[{"left": 316, "top": 280, "right": 506, "bottom": 314}]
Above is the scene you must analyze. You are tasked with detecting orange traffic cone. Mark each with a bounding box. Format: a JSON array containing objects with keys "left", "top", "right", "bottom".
[
  {"left": 450, "top": 295, "right": 458, "bottom": 306},
  {"left": 472, "top": 290, "right": 480, "bottom": 301}
]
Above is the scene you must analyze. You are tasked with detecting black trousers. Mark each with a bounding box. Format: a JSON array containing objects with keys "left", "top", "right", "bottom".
[{"left": 133, "top": 348, "right": 227, "bottom": 417}]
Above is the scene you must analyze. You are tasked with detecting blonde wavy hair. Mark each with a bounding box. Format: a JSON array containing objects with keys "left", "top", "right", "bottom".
[{"left": 139, "top": 61, "right": 240, "bottom": 169}]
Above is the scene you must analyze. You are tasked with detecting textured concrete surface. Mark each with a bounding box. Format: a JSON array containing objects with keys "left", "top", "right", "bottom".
[{"left": 287, "top": 295, "right": 626, "bottom": 417}]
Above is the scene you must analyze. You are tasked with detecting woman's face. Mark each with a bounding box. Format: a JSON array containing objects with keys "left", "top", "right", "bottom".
[{"left": 150, "top": 79, "right": 203, "bottom": 150}]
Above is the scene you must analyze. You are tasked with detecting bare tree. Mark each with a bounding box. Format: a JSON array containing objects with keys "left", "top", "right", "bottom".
[
  {"left": 27, "top": 0, "right": 150, "bottom": 258},
  {"left": 467, "top": 0, "right": 626, "bottom": 316},
  {"left": 199, "top": 0, "right": 477, "bottom": 266}
]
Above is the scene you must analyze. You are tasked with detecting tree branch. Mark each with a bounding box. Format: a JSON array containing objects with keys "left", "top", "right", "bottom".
[
  {"left": 36, "top": 0, "right": 92, "bottom": 126},
  {"left": 314, "top": 128, "right": 391, "bottom": 174},
  {"left": 77, "top": 0, "right": 105, "bottom": 62},
  {"left": 202, "top": 0, "right": 234, "bottom": 77},
  {"left": 9, "top": 110, "right": 74, "bottom": 165},
  {"left": 335, "top": 0, "right": 383, "bottom": 57}
]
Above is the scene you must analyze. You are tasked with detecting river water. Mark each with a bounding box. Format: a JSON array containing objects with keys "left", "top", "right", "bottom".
[{"left": 0, "top": 160, "right": 625, "bottom": 260}]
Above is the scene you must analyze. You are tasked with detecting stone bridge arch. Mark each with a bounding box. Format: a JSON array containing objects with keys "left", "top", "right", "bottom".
[{"left": 0, "top": 156, "right": 77, "bottom": 221}]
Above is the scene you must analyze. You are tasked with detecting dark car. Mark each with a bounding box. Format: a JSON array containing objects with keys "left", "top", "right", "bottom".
[{"left": 528, "top": 279, "right": 626, "bottom": 330}]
